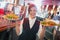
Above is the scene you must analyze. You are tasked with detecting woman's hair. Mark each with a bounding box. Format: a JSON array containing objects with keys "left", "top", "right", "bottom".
[{"left": 28, "top": 4, "right": 37, "bottom": 13}]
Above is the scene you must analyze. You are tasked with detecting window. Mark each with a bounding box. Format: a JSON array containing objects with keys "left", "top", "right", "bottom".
[
  {"left": 19, "top": 0, "right": 24, "bottom": 5},
  {"left": 14, "top": 5, "right": 21, "bottom": 15},
  {"left": 0, "top": 0, "right": 14, "bottom": 8},
  {"left": 4, "top": 0, "right": 14, "bottom": 3}
]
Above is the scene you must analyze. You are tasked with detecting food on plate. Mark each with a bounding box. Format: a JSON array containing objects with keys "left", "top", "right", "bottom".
[
  {"left": 58, "top": 24, "right": 60, "bottom": 26},
  {"left": 41, "top": 20, "right": 57, "bottom": 26},
  {"left": 47, "top": 21, "right": 57, "bottom": 26},
  {"left": 3, "top": 13, "right": 19, "bottom": 20}
]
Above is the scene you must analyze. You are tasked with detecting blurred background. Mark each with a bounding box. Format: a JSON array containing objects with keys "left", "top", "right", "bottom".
[{"left": 0, "top": 0, "right": 60, "bottom": 18}]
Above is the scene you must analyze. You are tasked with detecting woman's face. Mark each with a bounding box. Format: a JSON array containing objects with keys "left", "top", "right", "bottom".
[{"left": 29, "top": 7, "right": 37, "bottom": 18}]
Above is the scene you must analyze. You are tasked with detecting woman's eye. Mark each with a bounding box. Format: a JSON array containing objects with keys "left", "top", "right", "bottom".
[{"left": 30, "top": 10, "right": 36, "bottom": 12}]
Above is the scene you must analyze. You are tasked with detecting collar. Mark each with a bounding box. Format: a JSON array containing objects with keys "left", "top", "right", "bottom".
[{"left": 29, "top": 15, "right": 36, "bottom": 21}]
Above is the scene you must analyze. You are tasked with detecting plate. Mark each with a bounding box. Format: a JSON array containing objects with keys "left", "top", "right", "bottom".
[{"left": 40, "top": 20, "right": 57, "bottom": 26}]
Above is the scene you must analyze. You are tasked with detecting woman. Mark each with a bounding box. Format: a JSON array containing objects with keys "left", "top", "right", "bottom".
[{"left": 15, "top": 4, "right": 46, "bottom": 40}]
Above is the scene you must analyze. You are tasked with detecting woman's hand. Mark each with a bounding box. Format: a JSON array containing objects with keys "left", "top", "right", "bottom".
[
  {"left": 15, "top": 20, "right": 21, "bottom": 36},
  {"left": 40, "top": 25, "right": 46, "bottom": 40}
]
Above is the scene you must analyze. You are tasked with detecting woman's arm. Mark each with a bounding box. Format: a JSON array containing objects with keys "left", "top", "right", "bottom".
[
  {"left": 15, "top": 20, "right": 23, "bottom": 36},
  {"left": 40, "top": 26, "right": 46, "bottom": 40},
  {"left": 37, "top": 24, "right": 46, "bottom": 40}
]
